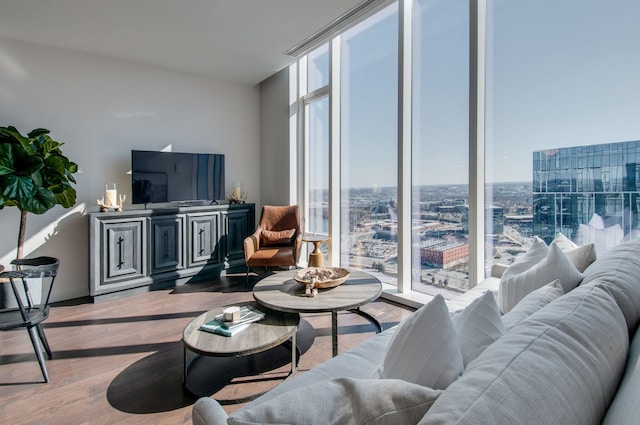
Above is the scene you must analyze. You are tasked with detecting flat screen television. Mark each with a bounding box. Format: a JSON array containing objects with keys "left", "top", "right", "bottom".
[{"left": 131, "top": 150, "right": 225, "bottom": 204}]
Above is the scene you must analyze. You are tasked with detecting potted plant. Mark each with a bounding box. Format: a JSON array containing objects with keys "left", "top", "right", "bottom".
[{"left": 0, "top": 126, "right": 79, "bottom": 260}]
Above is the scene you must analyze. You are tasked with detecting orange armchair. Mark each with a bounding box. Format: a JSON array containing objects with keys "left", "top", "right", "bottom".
[{"left": 244, "top": 205, "right": 302, "bottom": 283}]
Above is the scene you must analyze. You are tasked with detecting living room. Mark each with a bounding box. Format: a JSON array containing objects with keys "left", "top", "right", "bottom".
[{"left": 2, "top": 0, "right": 640, "bottom": 424}]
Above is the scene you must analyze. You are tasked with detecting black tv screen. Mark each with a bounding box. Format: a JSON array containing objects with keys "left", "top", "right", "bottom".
[{"left": 131, "top": 150, "right": 225, "bottom": 204}]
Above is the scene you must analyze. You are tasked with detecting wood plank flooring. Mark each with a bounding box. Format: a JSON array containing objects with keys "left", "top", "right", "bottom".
[{"left": 0, "top": 272, "right": 414, "bottom": 425}]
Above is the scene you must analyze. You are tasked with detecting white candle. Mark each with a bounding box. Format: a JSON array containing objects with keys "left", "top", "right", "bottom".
[
  {"left": 105, "top": 183, "right": 117, "bottom": 206},
  {"left": 233, "top": 186, "right": 241, "bottom": 199}
]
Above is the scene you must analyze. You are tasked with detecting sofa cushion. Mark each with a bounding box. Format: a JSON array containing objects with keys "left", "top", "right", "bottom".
[
  {"left": 499, "top": 243, "right": 582, "bottom": 313},
  {"left": 602, "top": 325, "right": 640, "bottom": 424},
  {"left": 241, "top": 327, "right": 394, "bottom": 409},
  {"left": 580, "top": 237, "right": 640, "bottom": 332},
  {"left": 446, "top": 277, "right": 500, "bottom": 314},
  {"left": 500, "top": 236, "right": 548, "bottom": 281},
  {"left": 501, "top": 279, "right": 564, "bottom": 331},
  {"left": 379, "top": 294, "right": 463, "bottom": 389},
  {"left": 551, "top": 232, "right": 597, "bottom": 272},
  {"left": 419, "top": 283, "right": 629, "bottom": 425},
  {"left": 192, "top": 398, "right": 228, "bottom": 425},
  {"left": 451, "top": 290, "right": 504, "bottom": 367},
  {"left": 228, "top": 378, "right": 442, "bottom": 425}
]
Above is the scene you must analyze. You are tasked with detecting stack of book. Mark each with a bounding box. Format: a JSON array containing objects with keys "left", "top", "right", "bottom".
[{"left": 199, "top": 305, "right": 265, "bottom": 337}]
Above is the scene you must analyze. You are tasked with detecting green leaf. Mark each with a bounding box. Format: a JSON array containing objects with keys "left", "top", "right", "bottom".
[
  {"left": 26, "top": 128, "right": 50, "bottom": 139},
  {"left": 2, "top": 175, "right": 36, "bottom": 199},
  {"left": 0, "top": 126, "right": 29, "bottom": 146},
  {"left": 54, "top": 186, "right": 76, "bottom": 208},
  {"left": 0, "top": 144, "right": 15, "bottom": 175},
  {"left": 22, "top": 186, "right": 56, "bottom": 214},
  {"left": 12, "top": 144, "right": 44, "bottom": 176},
  {"left": 44, "top": 155, "right": 68, "bottom": 175}
]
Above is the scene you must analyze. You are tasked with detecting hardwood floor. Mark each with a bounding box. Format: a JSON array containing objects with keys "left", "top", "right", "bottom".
[{"left": 0, "top": 272, "right": 414, "bottom": 424}]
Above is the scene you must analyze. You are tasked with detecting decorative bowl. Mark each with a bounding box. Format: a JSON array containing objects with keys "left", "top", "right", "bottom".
[{"left": 294, "top": 267, "right": 350, "bottom": 289}]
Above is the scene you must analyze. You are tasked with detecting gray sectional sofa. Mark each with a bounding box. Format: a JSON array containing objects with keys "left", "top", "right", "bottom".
[{"left": 193, "top": 237, "right": 640, "bottom": 425}]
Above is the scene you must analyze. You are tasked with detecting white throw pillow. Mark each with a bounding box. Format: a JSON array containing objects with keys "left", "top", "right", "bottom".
[
  {"left": 379, "top": 294, "right": 463, "bottom": 390},
  {"left": 451, "top": 291, "right": 505, "bottom": 367},
  {"left": 501, "top": 279, "right": 564, "bottom": 331},
  {"left": 550, "top": 231, "right": 577, "bottom": 250},
  {"left": 420, "top": 284, "right": 628, "bottom": 425},
  {"left": 228, "top": 378, "right": 443, "bottom": 425},
  {"left": 551, "top": 232, "right": 597, "bottom": 273},
  {"left": 499, "top": 243, "right": 582, "bottom": 313},
  {"left": 501, "top": 236, "right": 548, "bottom": 281}
]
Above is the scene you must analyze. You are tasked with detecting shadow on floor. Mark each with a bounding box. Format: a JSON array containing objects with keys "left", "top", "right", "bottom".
[{"left": 106, "top": 318, "right": 316, "bottom": 414}]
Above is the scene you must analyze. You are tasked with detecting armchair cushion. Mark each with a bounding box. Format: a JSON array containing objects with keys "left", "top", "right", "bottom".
[{"left": 261, "top": 229, "right": 296, "bottom": 246}]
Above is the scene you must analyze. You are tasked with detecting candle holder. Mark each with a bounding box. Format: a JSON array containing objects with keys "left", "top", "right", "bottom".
[
  {"left": 97, "top": 183, "right": 126, "bottom": 212},
  {"left": 228, "top": 183, "right": 247, "bottom": 204}
]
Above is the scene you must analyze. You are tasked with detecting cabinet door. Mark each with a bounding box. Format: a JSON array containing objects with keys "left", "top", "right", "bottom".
[
  {"left": 224, "top": 207, "right": 253, "bottom": 264},
  {"left": 103, "top": 220, "right": 145, "bottom": 283},
  {"left": 150, "top": 216, "right": 184, "bottom": 274},
  {"left": 187, "top": 213, "right": 221, "bottom": 267}
]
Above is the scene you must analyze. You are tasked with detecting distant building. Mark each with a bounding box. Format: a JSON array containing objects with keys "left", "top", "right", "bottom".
[
  {"left": 532, "top": 141, "right": 640, "bottom": 244},
  {"left": 421, "top": 243, "right": 469, "bottom": 268}
]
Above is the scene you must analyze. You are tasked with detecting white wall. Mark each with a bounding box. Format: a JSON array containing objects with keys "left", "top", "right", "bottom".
[
  {"left": 259, "top": 67, "right": 294, "bottom": 207},
  {"left": 0, "top": 37, "right": 260, "bottom": 301}
]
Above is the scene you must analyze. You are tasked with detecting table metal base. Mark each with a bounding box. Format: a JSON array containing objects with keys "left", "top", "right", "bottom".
[
  {"left": 331, "top": 307, "right": 383, "bottom": 357},
  {"left": 183, "top": 333, "right": 299, "bottom": 402}
]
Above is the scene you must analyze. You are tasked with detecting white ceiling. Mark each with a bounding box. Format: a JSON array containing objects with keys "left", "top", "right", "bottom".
[{"left": 0, "top": 0, "right": 364, "bottom": 86}]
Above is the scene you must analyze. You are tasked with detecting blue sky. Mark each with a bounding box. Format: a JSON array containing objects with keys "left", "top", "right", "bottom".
[{"left": 331, "top": 0, "right": 640, "bottom": 187}]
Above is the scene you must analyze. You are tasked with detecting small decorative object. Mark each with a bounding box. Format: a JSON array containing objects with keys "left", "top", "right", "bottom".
[
  {"left": 228, "top": 182, "right": 247, "bottom": 204},
  {"left": 304, "top": 280, "right": 318, "bottom": 297},
  {"left": 223, "top": 306, "right": 241, "bottom": 322},
  {"left": 295, "top": 267, "right": 350, "bottom": 289},
  {"left": 97, "top": 183, "right": 126, "bottom": 212}
]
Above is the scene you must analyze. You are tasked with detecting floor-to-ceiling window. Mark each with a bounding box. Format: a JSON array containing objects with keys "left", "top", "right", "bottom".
[
  {"left": 304, "top": 95, "right": 330, "bottom": 234},
  {"left": 303, "top": 44, "right": 330, "bottom": 237},
  {"left": 411, "top": 0, "right": 469, "bottom": 297},
  {"left": 340, "top": 3, "right": 399, "bottom": 284},
  {"left": 485, "top": 0, "right": 640, "bottom": 269},
  {"left": 296, "top": 0, "right": 640, "bottom": 300}
]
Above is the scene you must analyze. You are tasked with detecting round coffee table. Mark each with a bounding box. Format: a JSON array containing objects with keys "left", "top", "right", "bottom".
[
  {"left": 182, "top": 301, "right": 299, "bottom": 401},
  {"left": 253, "top": 269, "right": 382, "bottom": 357}
]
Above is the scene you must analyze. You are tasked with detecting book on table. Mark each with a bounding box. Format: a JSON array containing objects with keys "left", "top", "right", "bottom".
[{"left": 199, "top": 305, "right": 266, "bottom": 337}]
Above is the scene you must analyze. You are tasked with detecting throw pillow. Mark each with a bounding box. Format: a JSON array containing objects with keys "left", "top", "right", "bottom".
[
  {"left": 451, "top": 291, "right": 505, "bottom": 367},
  {"left": 500, "top": 236, "right": 548, "bottom": 281},
  {"left": 419, "top": 284, "right": 628, "bottom": 425},
  {"left": 501, "top": 279, "right": 564, "bottom": 331},
  {"left": 228, "top": 378, "right": 443, "bottom": 425},
  {"left": 550, "top": 231, "right": 577, "bottom": 250},
  {"left": 550, "top": 232, "right": 597, "bottom": 272},
  {"left": 261, "top": 229, "right": 295, "bottom": 246},
  {"left": 499, "top": 243, "right": 582, "bottom": 313},
  {"left": 379, "top": 294, "right": 463, "bottom": 390}
]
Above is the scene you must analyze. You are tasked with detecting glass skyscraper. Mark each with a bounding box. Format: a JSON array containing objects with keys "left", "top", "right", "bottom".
[{"left": 533, "top": 141, "right": 640, "bottom": 245}]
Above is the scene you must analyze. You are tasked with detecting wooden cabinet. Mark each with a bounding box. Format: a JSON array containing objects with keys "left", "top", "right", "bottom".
[
  {"left": 187, "top": 212, "right": 221, "bottom": 267},
  {"left": 89, "top": 203, "right": 254, "bottom": 301},
  {"left": 100, "top": 218, "right": 146, "bottom": 286},
  {"left": 223, "top": 205, "right": 253, "bottom": 267},
  {"left": 150, "top": 216, "right": 185, "bottom": 274}
]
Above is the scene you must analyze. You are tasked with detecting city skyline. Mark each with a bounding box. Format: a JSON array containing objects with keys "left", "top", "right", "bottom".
[{"left": 332, "top": 0, "right": 640, "bottom": 188}]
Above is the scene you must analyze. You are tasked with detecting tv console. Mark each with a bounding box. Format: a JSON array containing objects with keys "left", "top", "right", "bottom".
[{"left": 89, "top": 203, "right": 255, "bottom": 302}]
